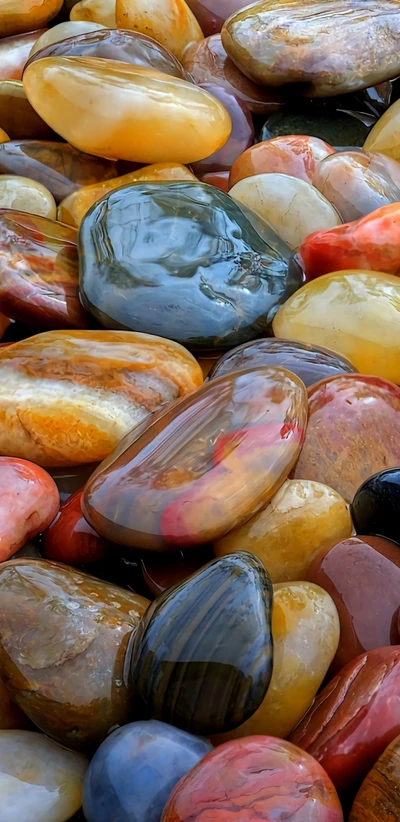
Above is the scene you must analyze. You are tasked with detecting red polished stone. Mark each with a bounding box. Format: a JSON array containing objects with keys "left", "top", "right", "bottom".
[
  {"left": 192, "top": 83, "right": 254, "bottom": 174},
  {"left": 300, "top": 202, "right": 400, "bottom": 281},
  {"left": 307, "top": 536, "right": 400, "bottom": 672},
  {"left": 290, "top": 646, "right": 400, "bottom": 792},
  {"left": 0, "top": 456, "right": 60, "bottom": 561},
  {"left": 230, "top": 135, "right": 335, "bottom": 188},
  {"left": 161, "top": 736, "right": 343, "bottom": 821},
  {"left": 42, "top": 488, "right": 108, "bottom": 566},
  {"left": 197, "top": 170, "right": 230, "bottom": 191}
]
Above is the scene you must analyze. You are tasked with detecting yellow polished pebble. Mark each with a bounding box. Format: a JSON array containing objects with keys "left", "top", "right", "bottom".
[
  {"left": 364, "top": 98, "right": 400, "bottom": 161},
  {"left": 273, "top": 270, "right": 400, "bottom": 383},
  {"left": 30, "top": 22, "right": 106, "bottom": 56},
  {"left": 116, "top": 0, "right": 203, "bottom": 60},
  {"left": 214, "top": 479, "right": 352, "bottom": 583},
  {"left": 0, "top": 175, "right": 56, "bottom": 218},
  {"left": 23, "top": 57, "right": 231, "bottom": 164},
  {"left": 215, "top": 581, "right": 340, "bottom": 742},
  {"left": 70, "top": 0, "right": 117, "bottom": 26},
  {"left": 230, "top": 172, "right": 341, "bottom": 251},
  {"left": 58, "top": 162, "right": 198, "bottom": 226},
  {"left": 0, "top": 0, "right": 63, "bottom": 37},
  {"left": 0, "top": 129, "right": 9, "bottom": 142}
]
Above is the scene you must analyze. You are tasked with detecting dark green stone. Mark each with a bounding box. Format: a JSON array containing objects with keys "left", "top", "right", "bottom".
[
  {"left": 128, "top": 551, "right": 273, "bottom": 735},
  {"left": 260, "top": 109, "right": 372, "bottom": 147},
  {"left": 79, "top": 181, "right": 302, "bottom": 352}
]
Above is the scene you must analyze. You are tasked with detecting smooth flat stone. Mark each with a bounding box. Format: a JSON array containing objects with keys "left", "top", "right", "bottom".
[
  {"left": 221, "top": 0, "right": 400, "bottom": 96},
  {"left": 0, "top": 559, "right": 149, "bottom": 750},
  {"left": 291, "top": 374, "right": 400, "bottom": 503},
  {"left": 161, "top": 736, "right": 343, "bottom": 821},
  {"left": 79, "top": 181, "right": 302, "bottom": 351},
  {"left": 307, "top": 536, "right": 400, "bottom": 671},
  {"left": 116, "top": 0, "right": 203, "bottom": 60},
  {"left": 0, "top": 329, "right": 202, "bottom": 466},
  {"left": 130, "top": 552, "right": 273, "bottom": 735},
  {"left": 290, "top": 646, "right": 400, "bottom": 792},
  {"left": 82, "top": 367, "right": 307, "bottom": 550},
  {"left": 215, "top": 478, "right": 352, "bottom": 583},
  {"left": 351, "top": 468, "right": 400, "bottom": 544},
  {"left": 23, "top": 58, "right": 231, "bottom": 165},
  {"left": 209, "top": 338, "right": 357, "bottom": 386},
  {"left": 0, "top": 457, "right": 59, "bottom": 562},
  {"left": 83, "top": 720, "right": 212, "bottom": 822},
  {"left": 230, "top": 173, "right": 341, "bottom": 251},
  {"left": 0, "top": 729, "right": 88, "bottom": 822},
  {"left": 273, "top": 270, "right": 400, "bottom": 383},
  {"left": 229, "top": 135, "right": 335, "bottom": 187},
  {"left": 349, "top": 733, "right": 400, "bottom": 821}
]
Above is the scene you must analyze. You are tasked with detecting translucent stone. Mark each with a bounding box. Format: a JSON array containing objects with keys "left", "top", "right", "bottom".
[
  {"left": 23, "top": 57, "right": 232, "bottom": 164},
  {"left": 0, "top": 175, "right": 56, "bottom": 218},
  {"left": 214, "top": 479, "right": 352, "bottom": 583},
  {"left": 42, "top": 488, "right": 109, "bottom": 566},
  {"left": 82, "top": 367, "right": 307, "bottom": 550},
  {"left": 29, "top": 22, "right": 106, "bottom": 56},
  {"left": 273, "top": 270, "right": 400, "bottom": 382},
  {"left": 230, "top": 135, "right": 335, "bottom": 187},
  {"left": 364, "top": 98, "right": 400, "bottom": 160},
  {"left": 0, "top": 730, "right": 88, "bottom": 822},
  {"left": 312, "top": 150, "right": 400, "bottom": 222},
  {"left": 230, "top": 173, "right": 341, "bottom": 251},
  {"left": 0, "top": 0, "right": 63, "bottom": 37},
  {"left": 0, "top": 329, "right": 202, "bottom": 466},
  {"left": 57, "top": 162, "right": 198, "bottom": 226},
  {"left": 292, "top": 374, "right": 400, "bottom": 503},
  {"left": 70, "top": 0, "right": 117, "bottom": 26},
  {"left": 222, "top": 0, "right": 400, "bottom": 96},
  {"left": 0, "top": 30, "right": 45, "bottom": 81},
  {"left": 116, "top": 0, "right": 203, "bottom": 60},
  {"left": 214, "top": 581, "right": 340, "bottom": 741},
  {"left": 0, "top": 559, "right": 149, "bottom": 749}
]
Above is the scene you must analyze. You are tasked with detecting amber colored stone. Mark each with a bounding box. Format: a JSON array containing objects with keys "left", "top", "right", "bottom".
[
  {"left": 198, "top": 170, "right": 229, "bottom": 190},
  {"left": 312, "top": 150, "right": 400, "bottom": 222},
  {"left": 215, "top": 479, "right": 352, "bottom": 583},
  {"left": 222, "top": 0, "right": 400, "bottom": 96},
  {"left": 209, "top": 338, "right": 357, "bottom": 387},
  {"left": 29, "top": 21, "right": 106, "bottom": 56},
  {"left": 0, "top": 457, "right": 60, "bottom": 562},
  {"left": 0, "top": 0, "right": 63, "bottom": 37},
  {"left": 290, "top": 646, "right": 400, "bottom": 792},
  {"left": 307, "top": 535, "right": 400, "bottom": 672},
  {"left": 364, "top": 99, "right": 400, "bottom": 161},
  {"left": 214, "top": 581, "right": 340, "bottom": 742},
  {"left": 70, "top": 0, "right": 116, "bottom": 25},
  {"left": 0, "top": 129, "right": 9, "bottom": 142},
  {"left": 196, "top": 354, "right": 219, "bottom": 377},
  {"left": 182, "top": 34, "right": 285, "bottom": 115},
  {"left": 292, "top": 374, "right": 400, "bottom": 503},
  {"left": 0, "top": 30, "right": 46, "bottom": 81},
  {"left": 0, "top": 329, "right": 202, "bottom": 467},
  {"left": 141, "top": 547, "right": 214, "bottom": 596},
  {"left": 23, "top": 57, "right": 232, "bottom": 164},
  {"left": 42, "top": 488, "right": 109, "bottom": 566},
  {"left": 58, "top": 162, "right": 198, "bottom": 226},
  {"left": 0, "top": 81, "right": 58, "bottom": 140},
  {"left": 116, "top": 0, "right": 203, "bottom": 61},
  {"left": 300, "top": 203, "right": 400, "bottom": 281},
  {"left": 24, "top": 27, "right": 189, "bottom": 79},
  {"left": 0, "top": 209, "right": 90, "bottom": 329},
  {"left": 0, "top": 558, "right": 149, "bottom": 750},
  {"left": 230, "top": 173, "right": 341, "bottom": 251},
  {"left": 0, "top": 140, "right": 119, "bottom": 203},
  {"left": 161, "top": 737, "right": 343, "bottom": 821},
  {"left": 82, "top": 367, "right": 307, "bottom": 550},
  {"left": 0, "top": 175, "right": 56, "bottom": 218},
  {"left": 0, "top": 677, "right": 30, "bottom": 730},
  {"left": 191, "top": 83, "right": 253, "bottom": 175},
  {"left": 273, "top": 270, "right": 400, "bottom": 383},
  {"left": 349, "top": 734, "right": 400, "bottom": 821},
  {"left": 230, "top": 135, "right": 335, "bottom": 188}
]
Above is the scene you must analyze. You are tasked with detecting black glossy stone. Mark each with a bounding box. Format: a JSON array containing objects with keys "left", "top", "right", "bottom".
[
  {"left": 209, "top": 338, "right": 357, "bottom": 387},
  {"left": 128, "top": 551, "right": 273, "bottom": 735},
  {"left": 351, "top": 468, "right": 400, "bottom": 545},
  {"left": 259, "top": 109, "right": 372, "bottom": 147},
  {"left": 79, "top": 182, "right": 302, "bottom": 352}
]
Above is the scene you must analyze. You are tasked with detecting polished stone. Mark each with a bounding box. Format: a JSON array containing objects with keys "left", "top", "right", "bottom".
[
  {"left": 42, "top": 489, "right": 109, "bottom": 566},
  {"left": 0, "top": 457, "right": 59, "bottom": 562},
  {"left": 351, "top": 468, "right": 400, "bottom": 545},
  {"left": 0, "top": 0, "right": 63, "bottom": 37},
  {"left": 349, "top": 734, "right": 400, "bottom": 821},
  {"left": 116, "top": 0, "right": 203, "bottom": 60},
  {"left": 0, "top": 30, "right": 45, "bottom": 81},
  {"left": 364, "top": 98, "right": 400, "bottom": 160},
  {"left": 191, "top": 84, "right": 253, "bottom": 174},
  {"left": 0, "top": 175, "right": 56, "bottom": 218},
  {"left": 0, "top": 81, "right": 58, "bottom": 140},
  {"left": 229, "top": 135, "right": 335, "bottom": 187},
  {"left": 29, "top": 22, "right": 105, "bottom": 56},
  {"left": 70, "top": 0, "right": 116, "bottom": 25},
  {"left": 260, "top": 108, "right": 373, "bottom": 147}
]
